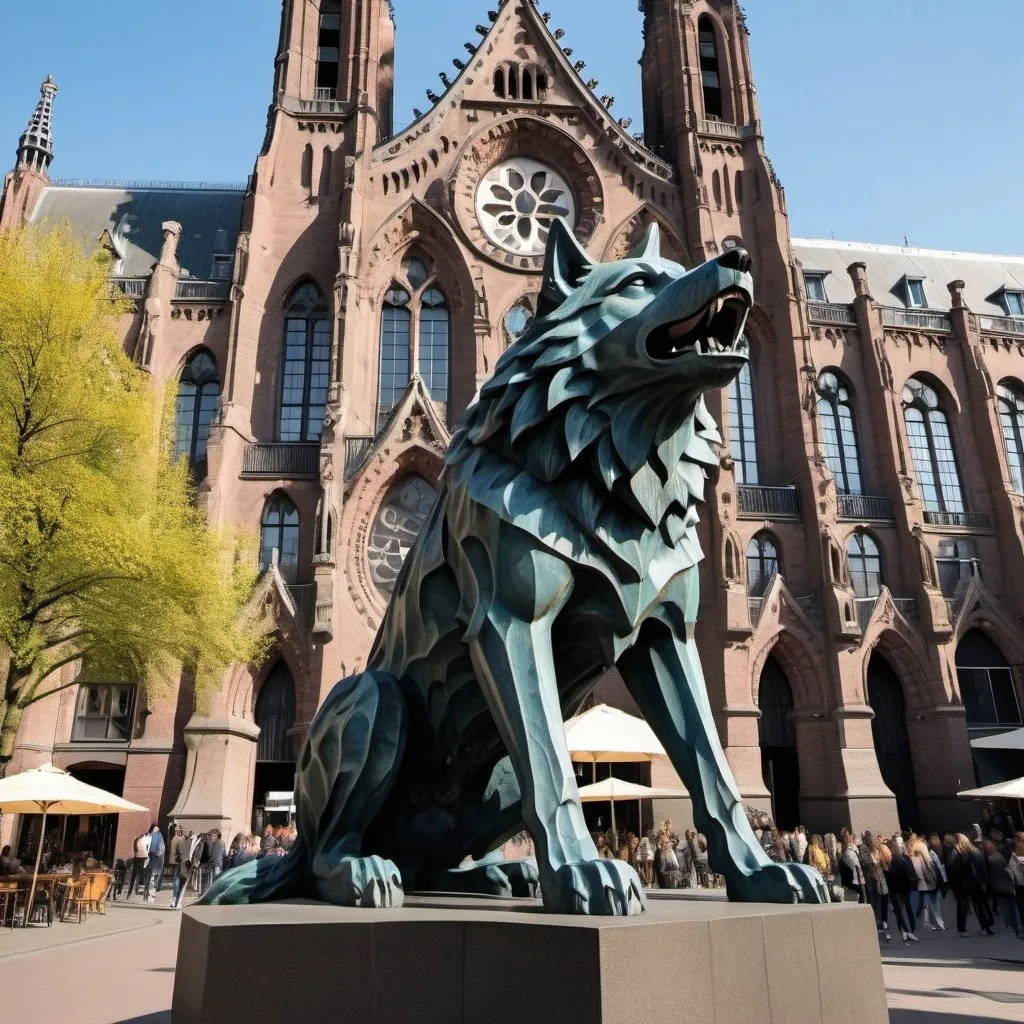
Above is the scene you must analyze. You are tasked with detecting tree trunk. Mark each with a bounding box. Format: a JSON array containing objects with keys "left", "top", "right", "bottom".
[{"left": 0, "top": 667, "right": 31, "bottom": 776}]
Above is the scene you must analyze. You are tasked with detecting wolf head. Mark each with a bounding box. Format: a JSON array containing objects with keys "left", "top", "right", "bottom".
[{"left": 453, "top": 221, "right": 753, "bottom": 495}]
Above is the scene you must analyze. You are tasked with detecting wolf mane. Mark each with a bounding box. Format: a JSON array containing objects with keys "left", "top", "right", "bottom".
[{"left": 445, "top": 266, "right": 724, "bottom": 591}]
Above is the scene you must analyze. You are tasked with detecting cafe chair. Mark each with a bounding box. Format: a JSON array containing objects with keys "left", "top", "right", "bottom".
[
  {"left": 59, "top": 878, "right": 89, "bottom": 924},
  {"left": 0, "top": 883, "right": 24, "bottom": 932},
  {"left": 27, "top": 885, "right": 54, "bottom": 927}
]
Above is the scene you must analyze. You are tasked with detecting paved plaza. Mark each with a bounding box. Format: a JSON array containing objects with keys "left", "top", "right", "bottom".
[{"left": 0, "top": 892, "right": 1020, "bottom": 1023}]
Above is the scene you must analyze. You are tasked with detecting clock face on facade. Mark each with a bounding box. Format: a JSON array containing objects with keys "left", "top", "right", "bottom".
[{"left": 475, "top": 157, "right": 576, "bottom": 256}]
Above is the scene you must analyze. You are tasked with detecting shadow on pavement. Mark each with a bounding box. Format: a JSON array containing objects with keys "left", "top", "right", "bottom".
[
  {"left": 890, "top": 1012, "right": 1017, "bottom": 1024},
  {"left": 117, "top": 1014, "right": 170, "bottom": 1024}
]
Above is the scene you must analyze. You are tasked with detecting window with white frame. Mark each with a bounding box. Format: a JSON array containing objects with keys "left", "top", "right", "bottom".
[
  {"left": 905, "top": 277, "right": 927, "bottom": 308},
  {"left": 1002, "top": 290, "right": 1024, "bottom": 317},
  {"left": 72, "top": 684, "right": 136, "bottom": 741},
  {"left": 804, "top": 273, "right": 829, "bottom": 303}
]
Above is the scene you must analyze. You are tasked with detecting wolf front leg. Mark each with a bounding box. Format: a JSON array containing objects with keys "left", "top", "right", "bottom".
[
  {"left": 618, "top": 602, "right": 829, "bottom": 905},
  {"left": 466, "top": 540, "right": 644, "bottom": 916}
]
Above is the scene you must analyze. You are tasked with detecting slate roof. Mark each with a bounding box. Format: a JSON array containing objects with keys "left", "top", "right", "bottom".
[
  {"left": 28, "top": 183, "right": 245, "bottom": 280},
  {"left": 793, "top": 238, "right": 1024, "bottom": 316}
]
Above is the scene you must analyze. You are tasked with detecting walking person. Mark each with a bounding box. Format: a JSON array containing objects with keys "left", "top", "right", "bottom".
[
  {"left": 909, "top": 838, "right": 945, "bottom": 931},
  {"left": 860, "top": 834, "right": 890, "bottom": 940},
  {"left": 949, "top": 833, "right": 995, "bottom": 936},
  {"left": 888, "top": 837, "right": 919, "bottom": 935},
  {"left": 127, "top": 829, "right": 151, "bottom": 899},
  {"left": 260, "top": 823, "right": 279, "bottom": 856},
  {"left": 168, "top": 825, "right": 189, "bottom": 910},
  {"left": 145, "top": 824, "right": 165, "bottom": 902},
  {"left": 984, "top": 839, "right": 1023, "bottom": 938},
  {"left": 1008, "top": 833, "right": 1024, "bottom": 938},
  {"left": 877, "top": 840, "right": 916, "bottom": 944},
  {"left": 839, "top": 828, "right": 867, "bottom": 904},
  {"left": 207, "top": 830, "right": 226, "bottom": 882}
]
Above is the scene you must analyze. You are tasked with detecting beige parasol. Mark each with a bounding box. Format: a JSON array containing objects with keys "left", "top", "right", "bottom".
[
  {"left": 577, "top": 777, "right": 688, "bottom": 847},
  {"left": 0, "top": 764, "right": 148, "bottom": 922}
]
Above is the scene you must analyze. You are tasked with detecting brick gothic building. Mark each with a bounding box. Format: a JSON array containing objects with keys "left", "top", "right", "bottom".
[{"left": 3, "top": 0, "right": 1024, "bottom": 859}]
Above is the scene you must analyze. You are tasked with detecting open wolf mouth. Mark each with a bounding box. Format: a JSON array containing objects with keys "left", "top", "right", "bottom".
[{"left": 645, "top": 288, "right": 751, "bottom": 362}]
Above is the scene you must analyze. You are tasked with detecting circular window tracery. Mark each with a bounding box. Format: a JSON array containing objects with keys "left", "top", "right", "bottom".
[
  {"left": 368, "top": 476, "right": 438, "bottom": 595},
  {"left": 475, "top": 157, "right": 576, "bottom": 256}
]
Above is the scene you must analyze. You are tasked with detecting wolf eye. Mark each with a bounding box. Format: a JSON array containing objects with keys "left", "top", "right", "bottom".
[{"left": 621, "top": 274, "right": 651, "bottom": 291}]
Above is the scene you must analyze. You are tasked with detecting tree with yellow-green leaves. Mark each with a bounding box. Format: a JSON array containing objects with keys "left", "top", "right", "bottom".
[{"left": 0, "top": 225, "right": 268, "bottom": 771}]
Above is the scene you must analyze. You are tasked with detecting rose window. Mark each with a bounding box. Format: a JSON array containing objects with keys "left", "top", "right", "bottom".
[
  {"left": 475, "top": 157, "right": 576, "bottom": 256},
  {"left": 368, "top": 476, "right": 438, "bottom": 595}
]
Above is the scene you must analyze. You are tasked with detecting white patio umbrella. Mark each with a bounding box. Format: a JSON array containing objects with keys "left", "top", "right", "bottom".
[
  {"left": 0, "top": 764, "right": 148, "bottom": 921},
  {"left": 577, "top": 777, "right": 688, "bottom": 846},
  {"left": 958, "top": 777, "right": 1024, "bottom": 800}
]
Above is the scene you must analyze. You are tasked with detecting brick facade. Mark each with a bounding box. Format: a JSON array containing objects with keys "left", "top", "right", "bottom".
[{"left": 3, "top": 0, "right": 1023, "bottom": 860}]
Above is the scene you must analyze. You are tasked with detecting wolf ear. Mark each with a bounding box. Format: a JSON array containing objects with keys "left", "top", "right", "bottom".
[
  {"left": 538, "top": 219, "right": 591, "bottom": 317},
  {"left": 627, "top": 222, "right": 662, "bottom": 260}
]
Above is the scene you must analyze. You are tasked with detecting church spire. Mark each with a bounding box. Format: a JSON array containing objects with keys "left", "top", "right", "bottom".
[{"left": 17, "top": 76, "right": 58, "bottom": 174}]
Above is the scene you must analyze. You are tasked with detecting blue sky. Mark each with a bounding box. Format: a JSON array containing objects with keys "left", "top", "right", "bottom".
[{"left": 1, "top": 1, "right": 1021, "bottom": 254}]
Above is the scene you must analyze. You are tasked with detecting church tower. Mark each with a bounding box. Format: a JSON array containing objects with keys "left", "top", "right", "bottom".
[{"left": 0, "top": 76, "right": 57, "bottom": 231}]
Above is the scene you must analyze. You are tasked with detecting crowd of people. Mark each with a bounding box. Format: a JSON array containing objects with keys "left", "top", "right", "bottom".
[
  {"left": 591, "top": 821, "right": 721, "bottom": 890},
  {"left": 744, "top": 809, "right": 1024, "bottom": 943}
]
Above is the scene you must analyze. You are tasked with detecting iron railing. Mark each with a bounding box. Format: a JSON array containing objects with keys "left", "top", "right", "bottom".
[
  {"left": 808, "top": 302, "right": 857, "bottom": 326},
  {"left": 344, "top": 436, "right": 376, "bottom": 480},
  {"left": 795, "top": 593, "right": 823, "bottom": 630},
  {"left": 748, "top": 597, "right": 764, "bottom": 628},
  {"left": 855, "top": 597, "right": 878, "bottom": 632},
  {"left": 286, "top": 584, "right": 314, "bottom": 628},
  {"left": 881, "top": 307, "right": 951, "bottom": 332},
  {"left": 175, "top": 280, "right": 230, "bottom": 301},
  {"left": 737, "top": 485, "right": 801, "bottom": 518},
  {"left": 242, "top": 443, "right": 319, "bottom": 478},
  {"left": 979, "top": 315, "right": 1024, "bottom": 336},
  {"left": 111, "top": 277, "right": 147, "bottom": 299},
  {"left": 837, "top": 494, "right": 894, "bottom": 521},
  {"left": 893, "top": 597, "right": 919, "bottom": 622},
  {"left": 923, "top": 510, "right": 993, "bottom": 529},
  {"left": 315, "top": 87, "right": 338, "bottom": 101},
  {"left": 52, "top": 177, "right": 245, "bottom": 192}
]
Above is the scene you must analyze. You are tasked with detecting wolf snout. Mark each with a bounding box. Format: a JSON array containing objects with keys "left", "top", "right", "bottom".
[{"left": 717, "top": 247, "right": 751, "bottom": 274}]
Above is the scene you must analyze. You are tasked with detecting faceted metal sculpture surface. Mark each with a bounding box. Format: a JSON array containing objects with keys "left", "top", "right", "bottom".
[{"left": 201, "top": 222, "right": 829, "bottom": 914}]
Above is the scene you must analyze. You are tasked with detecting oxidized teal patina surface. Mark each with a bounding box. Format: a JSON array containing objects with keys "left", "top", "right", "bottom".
[{"left": 201, "top": 222, "right": 828, "bottom": 914}]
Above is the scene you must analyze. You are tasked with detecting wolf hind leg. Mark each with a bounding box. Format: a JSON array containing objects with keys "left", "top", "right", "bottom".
[{"left": 298, "top": 670, "right": 408, "bottom": 908}]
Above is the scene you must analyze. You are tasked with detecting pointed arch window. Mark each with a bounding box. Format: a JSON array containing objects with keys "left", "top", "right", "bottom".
[
  {"left": 255, "top": 661, "right": 296, "bottom": 762},
  {"left": 728, "top": 362, "right": 758, "bottom": 484},
  {"left": 847, "top": 532, "right": 883, "bottom": 598},
  {"left": 698, "top": 16, "right": 724, "bottom": 120},
  {"left": 377, "top": 253, "right": 451, "bottom": 431},
  {"left": 902, "top": 378, "right": 965, "bottom": 513},
  {"left": 817, "top": 371, "right": 862, "bottom": 495},
  {"left": 956, "top": 629, "right": 1022, "bottom": 727},
  {"left": 746, "top": 533, "right": 779, "bottom": 597},
  {"left": 260, "top": 494, "right": 300, "bottom": 571},
  {"left": 997, "top": 382, "right": 1024, "bottom": 494},
  {"left": 280, "top": 283, "right": 331, "bottom": 443},
  {"left": 174, "top": 351, "right": 220, "bottom": 474}
]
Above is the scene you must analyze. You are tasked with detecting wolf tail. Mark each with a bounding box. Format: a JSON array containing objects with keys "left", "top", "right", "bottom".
[{"left": 197, "top": 840, "right": 307, "bottom": 906}]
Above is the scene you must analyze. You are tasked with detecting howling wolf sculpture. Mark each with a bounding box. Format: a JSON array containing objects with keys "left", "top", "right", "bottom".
[{"left": 202, "top": 221, "right": 829, "bottom": 914}]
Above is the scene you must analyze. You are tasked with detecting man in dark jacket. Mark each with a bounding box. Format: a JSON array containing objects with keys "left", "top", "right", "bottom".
[
  {"left": 984, "top": 839, "right": 1023, "bottom": 937},
  {"left": 168, "top": 825, "right": 189, "bottom": 909},
  {"left": 145, "top": 825, "right": 166, "bottom": 901},
  {"left": 206, "top": 830, "right": 226, "bottom": 880}
]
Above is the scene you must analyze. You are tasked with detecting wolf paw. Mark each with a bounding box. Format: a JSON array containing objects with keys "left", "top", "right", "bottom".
[
  {"left": 546, "top": 859, "right": 645, "bottom": 916},
  {"left": 728, "top": 862, "right": 829, "bottom": 905},
  {"left": 314, "top": 855, "right": 404, "bottom": 909}
]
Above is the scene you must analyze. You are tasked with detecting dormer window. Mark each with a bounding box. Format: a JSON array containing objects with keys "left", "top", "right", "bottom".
[
  {"left": 804, "top": 273, "right": 829, "bottom": 303},
  {"left": 1002, "top": 290, "right": 1024, "bottom": 317},
  {"left": 902, "top": 277, "right": 927, "bottom": 308}
]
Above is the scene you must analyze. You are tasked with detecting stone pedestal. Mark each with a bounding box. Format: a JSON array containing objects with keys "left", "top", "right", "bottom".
[{"left": 172, "top": 893, "right": 887, "bottom": 1024}]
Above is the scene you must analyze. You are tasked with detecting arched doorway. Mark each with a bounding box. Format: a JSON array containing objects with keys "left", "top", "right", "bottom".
[
  {"left": 758, "top": 655, "right": 800, "bottom": 829},
  {"left": 252, "top": 661, "right": 297, "bottom": 832},
  {"left": 867, "top": 654, "right": 919, "bottom": 829}
]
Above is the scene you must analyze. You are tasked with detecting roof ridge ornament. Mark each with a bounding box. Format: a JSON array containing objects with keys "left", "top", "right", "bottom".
[{"left": 17, "top": 75, "right": 58, "bottom": 174}]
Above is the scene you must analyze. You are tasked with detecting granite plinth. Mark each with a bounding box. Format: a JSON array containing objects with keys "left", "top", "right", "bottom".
[{"left": 172, "top": 893, "right": 888, "bottom": 1024}]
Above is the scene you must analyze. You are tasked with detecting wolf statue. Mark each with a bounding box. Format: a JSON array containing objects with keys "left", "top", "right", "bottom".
[{"left": 202, "top": 221, "right": 828, "bottom": 915}]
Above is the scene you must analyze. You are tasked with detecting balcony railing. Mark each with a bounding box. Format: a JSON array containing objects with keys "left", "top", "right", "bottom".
[
  {"left": 881, "top": 307, "right": 951, "bottom": 332},
  {"left": 344, "top": 436, "right": 376, "bottom": 480},
  {"left": 242, "top": 443, "right": 319, "bottom": 478},
  {"left": 837, "top": 494, "right": 894, "bottom": 521},
  {"left": 979, "top": 315, "right": 1024, "bottom": 336},
  {"left": 748, "top": 597, "right": 764, "bottom": 628},
  {"left": 111, "top": 277, "right": 147, "bottom": 299},
  {"left": 315, "top": 87, "right": 337, "bottom": 101},
  {"left": 286, "top": 584, "right": 315, "bottom": 628},
  {"left": 737, "top": 485, "right": 801, "bottom": 519},
  {"left": 923, "top": 510, "right": 993, "bottom": 529},
  {"left": 893, "top": 597, "right": 919, "bottom": 622},
  {"left": 697, "top": 119, "right": 756, "bottom": 141},
  {"left": 808, "top": 302, "right": 857, "bottom": 326},
  {"left": 175, "top": 279, "right": 230, "bottom": 301}
]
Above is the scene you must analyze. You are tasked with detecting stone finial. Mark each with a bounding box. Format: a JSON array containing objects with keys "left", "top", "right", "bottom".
[
  {"left": 947, "top": 279, "right": 967, "bottom": 310},
  {"left": 847, "top": 262, "right": 871, "bottom": 300},
  {"left": 160, "top": 221, "right": 183, "bottom": 264},
  {"left": 16, "top": 75, "right": 58, "bottom": 174}
]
